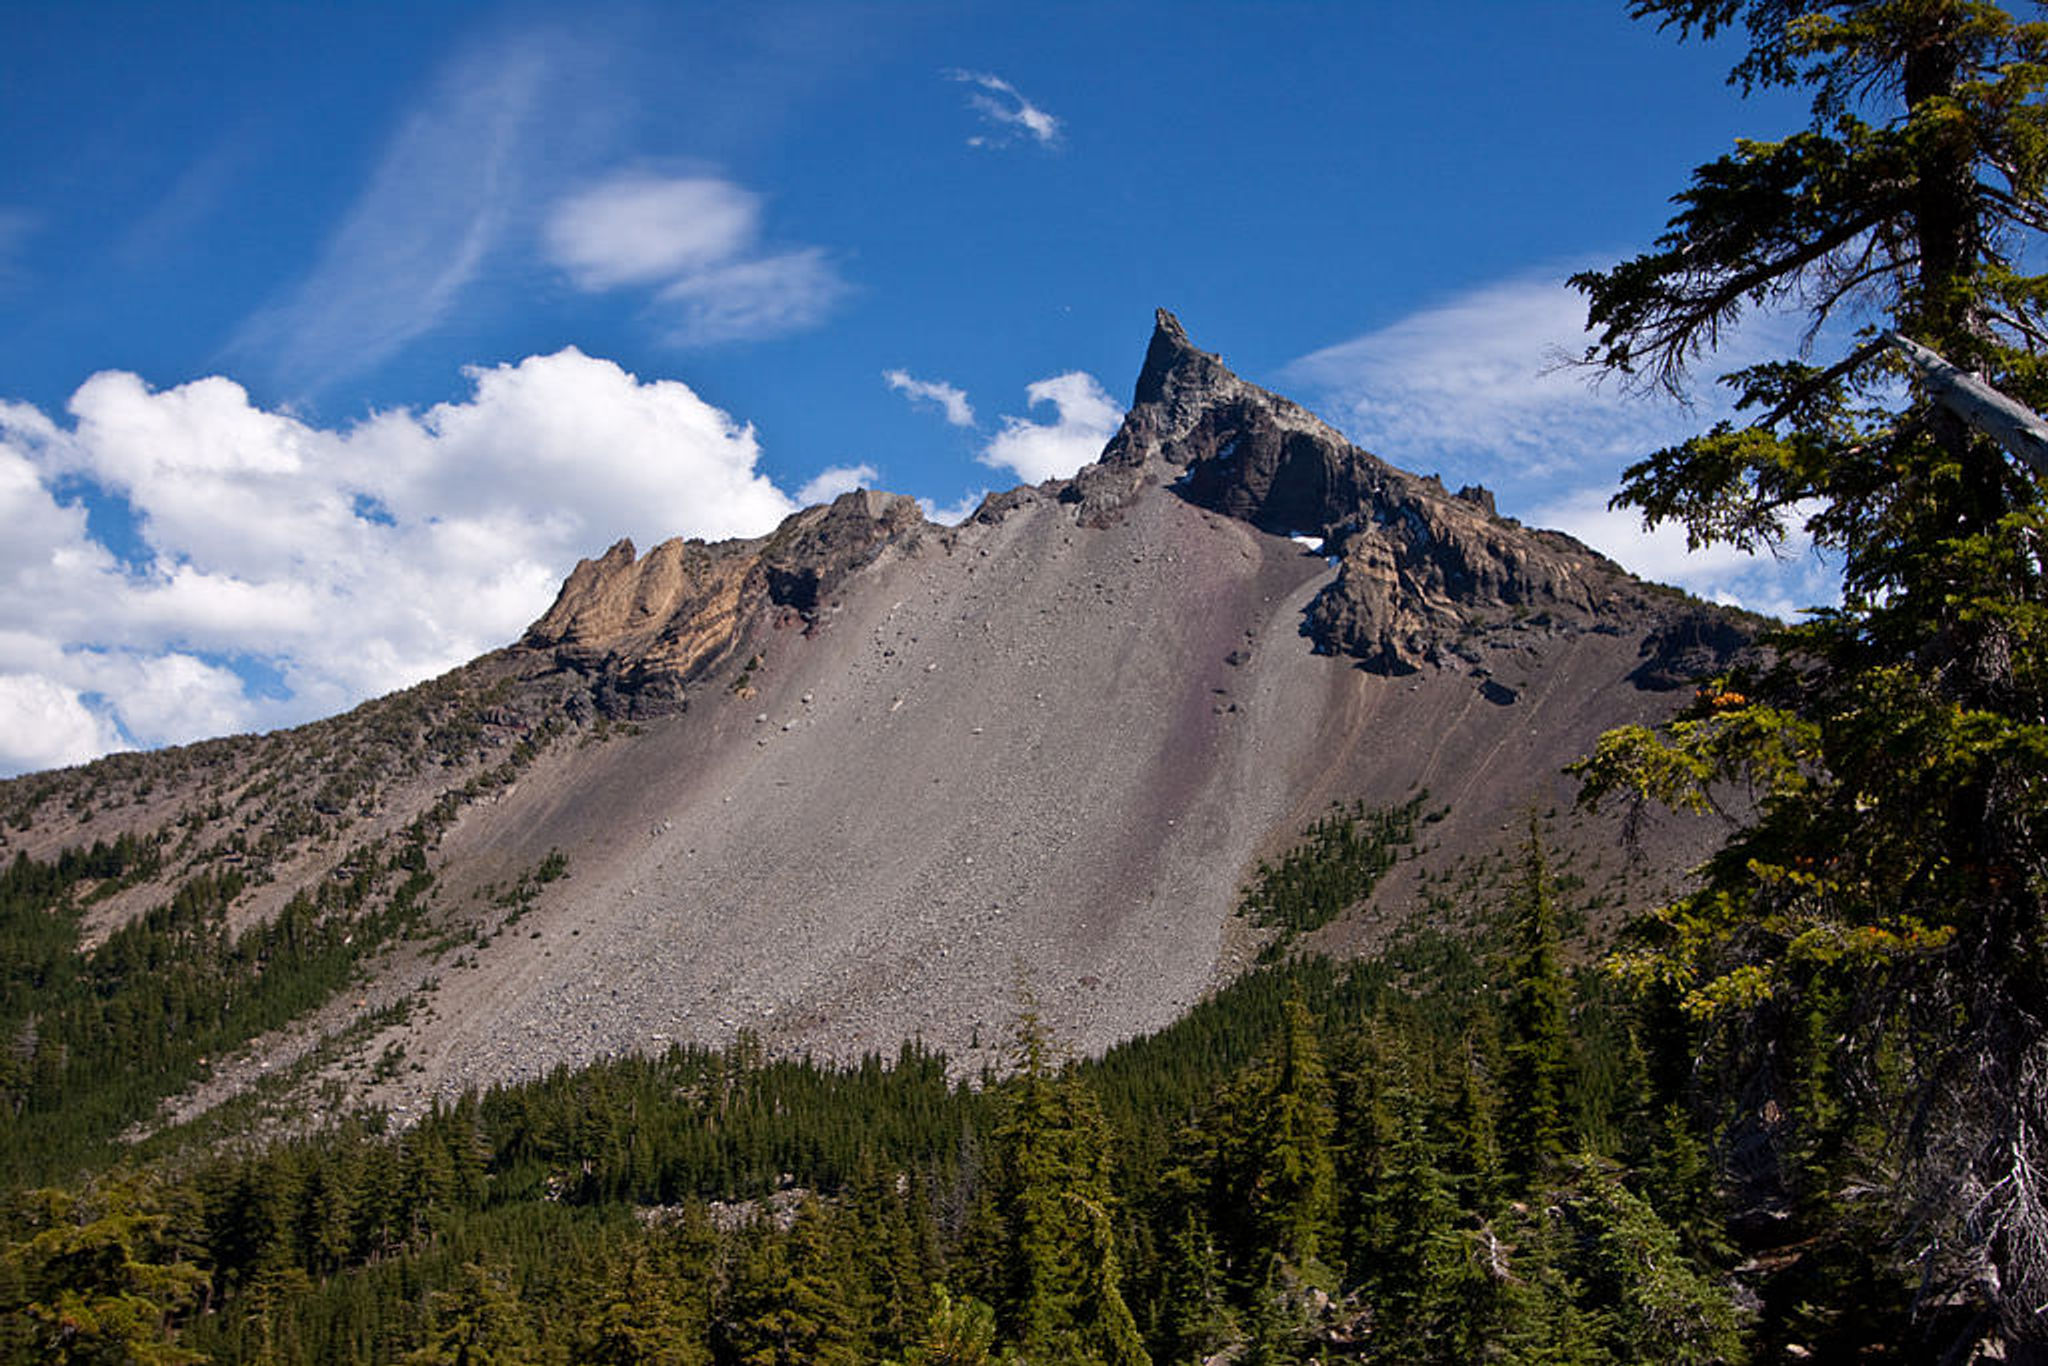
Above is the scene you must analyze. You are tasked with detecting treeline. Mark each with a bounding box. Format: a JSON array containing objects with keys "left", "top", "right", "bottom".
[
  {"left": 2, "top": 818, "right": 1866, "bottom": 1364},
  {"left": 0, "top": 802, "right": 1946, "bottom": 1362}
]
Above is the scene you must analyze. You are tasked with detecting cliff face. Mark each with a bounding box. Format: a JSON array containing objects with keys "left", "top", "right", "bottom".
[
  {"left": 1094, "top": 310, "right": 1653, "bottom": 674},
  {"left": 524, "top": 489, "right": 930, "bottom": 714}
]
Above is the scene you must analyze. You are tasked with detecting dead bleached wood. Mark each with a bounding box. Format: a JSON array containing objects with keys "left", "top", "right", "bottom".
[{"left": 1887, "top": 332, "right": 2048, "bottom": 478}]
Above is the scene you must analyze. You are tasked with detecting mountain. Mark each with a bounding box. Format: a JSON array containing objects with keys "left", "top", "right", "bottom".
[{"left": 0, "top": 311, "right": 1753, "bottom": 1132}]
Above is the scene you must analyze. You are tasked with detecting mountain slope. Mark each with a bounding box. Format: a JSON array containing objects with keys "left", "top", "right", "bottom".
[{"left": 0, "top": 312, "right": 1752, "bottom": 1129}]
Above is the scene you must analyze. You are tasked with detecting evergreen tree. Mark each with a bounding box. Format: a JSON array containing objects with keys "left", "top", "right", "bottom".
[
  {"left": 1572, "top": 1164, "right": 1744, "bottom": 1366},
  {"left": 1571, "top": 1, "right": 2048, "bottom": 1341},
  {"left": 574, "top": 1236, "right": 710, "bottom": 1366},
  {"left": 1151, "top": 1205, "right": 1233, "bottom": 1364},
  {"left": 1446, "top": 1031, "right": 1505, "bottom": 1221},
  {"left": 1501, "top": 822, "right": 1574, "bottom": 1189},
  {"left": 401, "top": 1261, "right": 540, "bottom": 1366},
  {"left": 719, "top": 1200, "right": 866, "bottom": 1366},
  {"left": 0, "top": 1171, "right": 210, "bottom": 1366},
  {"left": 892, "top": 1285, "right": 997, "bottom": 1366},
  {"left": 1227, "top": 993, "right": 1340, "bottom": 1284},
  {"left": 990, "top": 1014, "right": 1149, "bottom": 1366}
]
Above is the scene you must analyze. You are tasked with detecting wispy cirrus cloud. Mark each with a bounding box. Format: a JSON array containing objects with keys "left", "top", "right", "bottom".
[
  {"left": 884, "top": 369, "right": 976, "bottom": 426},
  {"left": 228, "top": 33, "right": 552, "bottom": 394},
  {"left": 946, "top": 69, "right": 1061, "bottom": 148},
  {"left": 1281, "top": 272, "right": 1782, "bottom": 480},
  {"left": 0, "top": 209, "right": 36, "bottom": 286},
  {"left": 546, "top": 173, "right": 847, "bottom": 345}
]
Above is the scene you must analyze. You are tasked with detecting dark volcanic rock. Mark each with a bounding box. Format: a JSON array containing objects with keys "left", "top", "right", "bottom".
[
  {"left": 1101, "top": 309, "right": 1702, "bottom": 675},
  {"left": 1631, "top": 604, "right": 1757, "bottom": 690},
  {"left": 761, "top": 489, "right": 929, "bottom": 615}
]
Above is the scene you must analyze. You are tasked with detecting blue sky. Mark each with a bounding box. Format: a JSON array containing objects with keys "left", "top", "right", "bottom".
[{"left": 0, "top": 2, "right": 1835, "bottom": 775}]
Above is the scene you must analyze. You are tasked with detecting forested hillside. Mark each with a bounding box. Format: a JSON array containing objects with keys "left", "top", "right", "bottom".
[{"left": 1, "top": 820, "right": 1787, "bottom": 1365}]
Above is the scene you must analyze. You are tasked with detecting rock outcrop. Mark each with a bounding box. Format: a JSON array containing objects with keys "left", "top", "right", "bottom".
[
  {"left": 1096, "top": 309, "right": 1711, "bottom": 675},
  {"left": 525, "top": 489, "right": 929, "bottom": 713}
]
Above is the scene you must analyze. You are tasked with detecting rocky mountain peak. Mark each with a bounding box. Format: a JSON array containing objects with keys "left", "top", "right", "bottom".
[{"left": 1089, "top": 310, "right": 1704, "bottom": 675}]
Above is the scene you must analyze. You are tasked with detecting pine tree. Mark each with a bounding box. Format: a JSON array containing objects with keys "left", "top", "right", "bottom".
[
  {"left": 1572, "top": 1164, "right": 1743, "bottom": 1366},
  {"left": 892, "top": 1285, "right": 998, "bottom": 1366},
  {"left": 1571, "top": 1, "right": 2048, "bottom": 1342},
  {"left": 401, "top": 1261, "right": 540, "bottom": 1366},
  {"left": 1230, "top": 993, "right": 1340, "bottom": 1284},
  {"left": 1445, "top": 1031, "right": 1505, "bottom": 1221},
  {"left": 0, "top": 1171, "right": 211, "bottom": 1366},
  {"left": 575, "top": 1236, "right": 710, "bottom": 1366},
  {"left": 1502, "top": 822, "right": 1574, "bottom": 1190},
  {"left": 990, "top": 1013, "right": 1149, "bottom": 1366},
  {"left": 720, "top": 1200, "right": 866, "bottom": 1366}
]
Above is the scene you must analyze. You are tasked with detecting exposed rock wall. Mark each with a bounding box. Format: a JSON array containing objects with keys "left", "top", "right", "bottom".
[
  {"left": 524, "top": 490, "right": 930, "bottom": 713},
  {"left": 1095, "top": 309, "right": 1733, "bottom": 675}
]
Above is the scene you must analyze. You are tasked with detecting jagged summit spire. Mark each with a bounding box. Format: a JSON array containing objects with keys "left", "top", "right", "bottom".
[{"left": 1132, "top": 307, "right": 1226, "bottom": 409}]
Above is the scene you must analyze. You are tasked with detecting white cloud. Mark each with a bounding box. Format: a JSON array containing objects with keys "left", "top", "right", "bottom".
[
  {"left": 796, "top": 463, "right": 879, "bottom": 505},
  {"left": 1283, "top": 273, "right": 1810, "bottom": 480},
  {"left": 0, "top": 349, "right": 804, "bottom": 776},
  {"left": 545, "top": 175, "right": 759, "bottom": 290},
  {"left": 946, "top": 69, "right": 1061, "bottom": 148},
  {"left": 229, "top": 35, "right": 551, "bottom": 391},
  {"left": 0, "top": 674, "right": 128, "bottom": 776},
  {"left": 980, "top": 372, "right": 1122, "bottom": 483},
  {"left": 1283, "top": 271, "right": 1838, "bottom": 617},
  {"left": 656, "top": 247, "right": 846, "bottom": 346},
  {"left": 918, "top": 490, "right": 988, "bottom": 526},
  {"left": 1531, "top": 486, "right": 1838, "bottom": 621},
  {"left": 885, "top": 369, "right": 976, "bottom": 426},
  {"left": 546, "top": 174, "right": 847, "bottom": 345}
]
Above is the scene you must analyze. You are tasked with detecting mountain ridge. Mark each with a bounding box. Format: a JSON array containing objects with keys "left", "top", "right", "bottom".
[{"left": 0, "top": 310, "right": 1754, "bottom": 1133}]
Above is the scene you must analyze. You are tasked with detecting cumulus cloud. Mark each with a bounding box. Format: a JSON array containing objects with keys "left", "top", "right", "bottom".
[
  {"left": 229, "top": 35, "right": 551, "bottom": 391},
  {"left": 796, "top": 463, "right": 879, "bottom": 505},
  {"left": 0, "top": 674, "right": 129, "bottom": 776},
  {"left": 884, "top": 369, "right": 976, "bottom": 427},
  {"left": 946, "top": 70, "right": 1061, "bottom": 148},
  {"left": 980, "top": 372, "right": 1122, "bottom": 483},
  {"left": 0, "top": 350, "right": 801, "bottom": 776},
  {"left": 547, "top": 174, "right": 846, "bottom": 345}
]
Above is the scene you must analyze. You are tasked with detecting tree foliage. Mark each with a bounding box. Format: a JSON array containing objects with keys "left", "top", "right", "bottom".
[{"left": 1572, "top": 0, "right": 2048, "bottom": 1347}]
